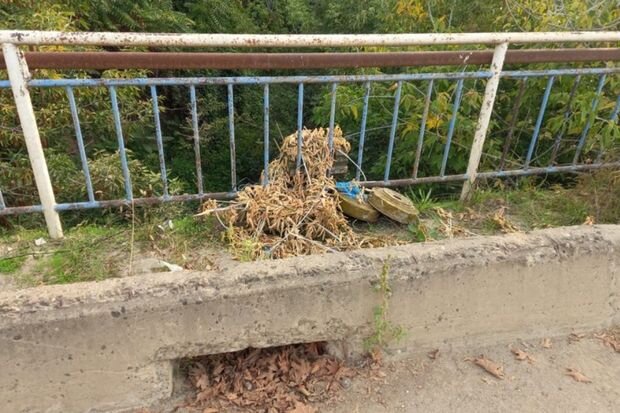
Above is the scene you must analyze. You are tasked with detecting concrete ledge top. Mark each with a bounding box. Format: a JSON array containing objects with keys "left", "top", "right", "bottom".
[{"left": 1, "top": 225, "right": 619, "bottom": 323}]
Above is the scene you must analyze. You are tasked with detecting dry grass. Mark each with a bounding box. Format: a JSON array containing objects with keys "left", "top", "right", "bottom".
[{"left": 199, "top": 127, "right": 395, "bottom": 260}]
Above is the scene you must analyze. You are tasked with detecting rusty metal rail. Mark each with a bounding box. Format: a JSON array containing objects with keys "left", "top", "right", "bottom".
[{"left": 1, "top": 48, "right": 619, "bottom": 70}]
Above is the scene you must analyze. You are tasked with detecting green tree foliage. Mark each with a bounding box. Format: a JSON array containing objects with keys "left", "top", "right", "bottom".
[
  {"left": 0, "top": 0, "right": 618, "bottom": 215},
  {"left": 67, "top": 0, "right": 193, "bottom": 32}
]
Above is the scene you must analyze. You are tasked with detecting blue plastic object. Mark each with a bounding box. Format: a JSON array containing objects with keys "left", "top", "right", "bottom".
[{"left": 335, "top": 181, "right": 361, "bottom": 198}]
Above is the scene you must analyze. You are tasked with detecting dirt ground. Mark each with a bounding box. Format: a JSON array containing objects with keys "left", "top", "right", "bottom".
[
  {"left": 148, "top": 329, "right": 619, "bottom": 413},
  {"left": 319, "top": 332, "right": 619, "bottom": 413}
]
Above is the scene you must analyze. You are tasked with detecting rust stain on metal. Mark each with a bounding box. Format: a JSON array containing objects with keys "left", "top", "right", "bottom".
[{"left": 0, "top": 48, "right": 617, "bottom": 70}]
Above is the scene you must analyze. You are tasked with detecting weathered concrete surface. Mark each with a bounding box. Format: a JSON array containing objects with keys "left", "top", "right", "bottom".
[{"left": 0, "top": 225, "right": 618, "bottom": 412}]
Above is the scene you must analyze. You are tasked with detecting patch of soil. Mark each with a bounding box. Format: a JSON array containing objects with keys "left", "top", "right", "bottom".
[
  {"left": 319, "top": 329, "right": 620, "bottom": 413},
  {"left": 145, "top": 329, "right": 620, "bottom": 413}
]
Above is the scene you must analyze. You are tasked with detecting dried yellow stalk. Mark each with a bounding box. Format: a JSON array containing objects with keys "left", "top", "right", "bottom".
[{"left": 198, "top": 127, "right": 394, "bottom": 260}]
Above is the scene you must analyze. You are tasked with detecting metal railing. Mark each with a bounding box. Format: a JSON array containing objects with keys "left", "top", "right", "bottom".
[{"left": 0, "top": 30, "right": 619, "bottom": 238}]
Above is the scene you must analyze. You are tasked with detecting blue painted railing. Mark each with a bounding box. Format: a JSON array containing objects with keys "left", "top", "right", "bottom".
[{"left": 1, "top": 67, "right": 619, "bottom": 225}]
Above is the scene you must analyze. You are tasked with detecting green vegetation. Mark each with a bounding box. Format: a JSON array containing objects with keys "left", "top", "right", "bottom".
[
  {"left": 0, "top": 211, "right": 221, "bottom": 287},
  {"left": 0, "top": 1, "right": 618, "bottom": 286},
  {"left": 0, "top": 255, "right": 26, "bottom": 274},
  {"left": 364, "top": 259, "right": 405, "bottom": 352},
  {"left": 1, "top": 0, "right": 618, "bottom": 231},
  {"left": 1, "top": 170, "right": 618, "bottom": 287},
  {"left": 404, "top": 170, "right": 620, "bottom": 242}
]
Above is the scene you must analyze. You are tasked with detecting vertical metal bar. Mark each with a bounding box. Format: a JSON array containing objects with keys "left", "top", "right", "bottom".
[
  {"left": 263, "top": 83, "right": 270, "bottom": 185},
  {"left": 499, "top": 77, "right": 528, "bottom": 171},
  {"left": 609, "top": 94, "right": 620, "bottom": 122},
  {"left": 66, "top": 86, "right": 95, "bottom": 203},
  {"left": 296, "top": 83, "right": 304, "bottom": 169},
  {"left": 189, "top": 85, "right": 204, "bottom": 195},
  {"left": 413, "top": 79, "right": 433, "bottom": 179},
  {"left": 227, "top": 83, "right": 237, "bottom": 191},
  {"left": 549, "top": 75, "right": 581, "bottom": 165},
  {"left": 328, "top": 82, "right": 337, "bottom": 153},
  {"left": 150, "top": 85, "right": 169, "bottom": 198},
  {"left": 440, "top": 78, "right": 464, "bottom": 177},
  {"left": 595, "top": 94, "right": 620, "bottom": 163},
  {"left": 356, "top": 81, "right": 371, "bottom": 181},
  {"left": 573, "top": 74, "right": 606, "bottom": 165},
  {"left": 384, "top": 81, "right": 403, "bottom": 181},
  {"left": 2, "top": 43, "right": 63, "bottom": 238},
  {"left": 461, "top": 42, "right": 509, "bottom": 201},
  {"left": 0, "top": 188, "right": 5, "bottom": 209},
  {"left": 109, "top": 86, "right": 133, "bottom": 201},
  {"left": 524, "top": 75, "right": 555, "bottom": 169}
]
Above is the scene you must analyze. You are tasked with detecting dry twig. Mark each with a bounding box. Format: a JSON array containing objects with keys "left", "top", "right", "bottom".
[{"left": 197, "top": 127, "right": 396, "bottom": 259}]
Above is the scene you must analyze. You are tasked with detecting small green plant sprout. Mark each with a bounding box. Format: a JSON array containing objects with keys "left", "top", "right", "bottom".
[
  {"left": 408, "top": 188, "right": 435, "bottom": 213},
  {"left": 409, "top": 222, "right": 432, "bottom": 242},
  {"left": 364, "top": 258, "right": 405, "bottom": 352}
]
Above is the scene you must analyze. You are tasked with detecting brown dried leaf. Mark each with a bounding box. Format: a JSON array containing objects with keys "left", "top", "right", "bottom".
[
  {"left": 569, "top": 333, "right": 586, "bottom": 343},
  {"left": 492, "top": 206, "right": 519, "bottom": 233},
  {"left": 472, "top": 355, "right": 504, "bottom": 379},
  {"left": 594, "top": 332, "right": 620, "bottom": 352},
  {"left": 203, "top": 408, "right": 219, "bottom": 413},
  {"left": 583, "top": 216, "right": 595, "bottom": 225},
  {"left": 541, "top": 338, "right": 553, "bottom": 349},
  {"left": 428, "top": 349, "right": 440, "bottom": 360},
  {"left": 195, "top": 374, "right": 209, "bottom": 391},
  {"left": 566, "top": 368, "right": 591, "bottom": 383},
  {"left": 187, "top": 343, "right": 362, "bottom": 412},
  {"left": 511, "top": 348, "right": 535, "bottom": 363},
  {"left": 297, "top": 385, "right": 312, "bottom": 397}
]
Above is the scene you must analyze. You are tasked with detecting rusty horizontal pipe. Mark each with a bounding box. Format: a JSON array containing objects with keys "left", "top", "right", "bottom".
[{"left": 0, "top": 48, "right": 618, "bottom": 70}]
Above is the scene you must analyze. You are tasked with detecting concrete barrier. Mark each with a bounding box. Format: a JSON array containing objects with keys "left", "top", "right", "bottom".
[{"left": 1, "top": 225, "right": 619, "bottom": 412}]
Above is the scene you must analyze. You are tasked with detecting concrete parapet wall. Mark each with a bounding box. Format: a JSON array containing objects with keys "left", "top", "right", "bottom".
[{"left": 1, "top": 225, "right": 618, "bottom": 412}]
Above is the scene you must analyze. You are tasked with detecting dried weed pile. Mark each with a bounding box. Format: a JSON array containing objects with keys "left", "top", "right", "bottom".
[
  {"left": 200, "top": 127, "right": 393, "bottom": 259},
  {"left": 187, "top": 343, "right": 357, "bottom": 413}
]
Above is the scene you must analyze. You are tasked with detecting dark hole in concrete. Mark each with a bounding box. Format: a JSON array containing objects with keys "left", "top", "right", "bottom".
[{"left": 160, "top": 341, "right": 369, "bottom": 413}]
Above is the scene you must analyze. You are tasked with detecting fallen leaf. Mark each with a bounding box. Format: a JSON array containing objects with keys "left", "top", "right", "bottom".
[
  {"left": 583, "top": 216, "right": 595, "bottom": 225},
  {"left": 186, "top": 342, "right": 360, "bottom": 412},
  {"left": 541, "top": 338, "right": 552, "bottom": 349},
  {"left": 566, "top": 368, "right": 591, "bottom": 383},
  {"left": 195, "top": 375, "right": 209, "bottom": 390},
  {"left": 594, "top": 332, "right": 620, "bottom": 353},
  {"left": 492, "top": 206, "right": 519, "bottom": 233},
  {"left": 569, "top": 333, "right": 586, "bottom": 343},
  {"left": 428, "top": 349, "right": 440, "bottom": 360},
  {"left": 511, "top": 348, "right": 535, "bottom": 363},
  {"left": 472, "top": 355, "right": 504, "bottom": 379},
  {"left": 297, "top": 386, "right": 312, "bottom": 397}
]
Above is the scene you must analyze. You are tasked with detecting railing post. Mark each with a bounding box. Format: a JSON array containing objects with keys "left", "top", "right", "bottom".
[
  {"left": 2, "top": 43, "right": 63, "bottom": 238},
  {"left": 460, "top": 42, "right": 508, "bottom": 201}
]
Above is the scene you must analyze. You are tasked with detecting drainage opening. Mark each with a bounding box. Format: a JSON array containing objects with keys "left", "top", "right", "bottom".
[{"left": 177, "top": 342, "right": 379, "bottom": 412}]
